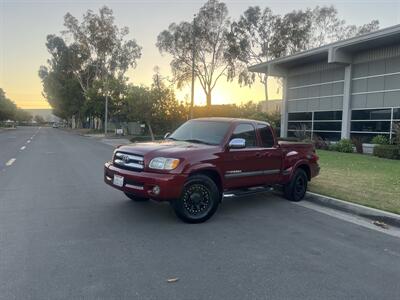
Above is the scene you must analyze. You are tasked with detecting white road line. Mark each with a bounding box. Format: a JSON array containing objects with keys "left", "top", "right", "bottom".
[
  {"left": 27, "top": 140, "right": 31, "bottom": 144},
  {"left": 20, "top": 146, "right": 26, "bottom": 150},
  {"left": 6, "top": 158, "right": 16, "bottom": 166}
]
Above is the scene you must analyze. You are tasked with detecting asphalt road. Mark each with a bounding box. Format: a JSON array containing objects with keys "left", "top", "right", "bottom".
[{"left": 1, "top": 126, "right": 400, "bottom": 300}]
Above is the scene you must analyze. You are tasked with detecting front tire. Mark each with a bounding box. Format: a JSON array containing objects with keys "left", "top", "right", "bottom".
[
  {"left": 171, "top": 175, "right": 220, "bottom": 223},
  {"left": 284, "top": 169, "right": 308, "bottom": 202},
  {"left": 124, "top": 192, "right": 149, "bottom": 202}
]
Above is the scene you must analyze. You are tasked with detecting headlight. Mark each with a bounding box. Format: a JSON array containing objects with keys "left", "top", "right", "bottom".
[{"left": 149, "top": 157, "right": 180, "bottom": 170}]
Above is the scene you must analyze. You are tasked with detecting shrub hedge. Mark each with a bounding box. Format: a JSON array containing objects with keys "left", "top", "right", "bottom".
[
  {"left": 330, "top": 139, "right": 354, "bottom": 153},
  {"left": 373, "top": 144, "right": 400, "bottom": 160}
]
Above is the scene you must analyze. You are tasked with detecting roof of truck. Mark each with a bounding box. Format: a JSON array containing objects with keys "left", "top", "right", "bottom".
[{"left": 192, "top": 117, "right": 270, "bottom": 125}]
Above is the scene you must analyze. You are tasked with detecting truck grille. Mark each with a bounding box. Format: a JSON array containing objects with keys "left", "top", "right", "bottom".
[{"left": 113, "top": 152, "right": 144, "bottom": 172}]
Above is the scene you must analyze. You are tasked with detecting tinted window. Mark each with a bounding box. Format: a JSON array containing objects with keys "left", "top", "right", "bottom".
[
  {"left": 314, "top": 111, "right": 342, "bottom": 120},
  {"left": 314, "top": 122, "right": 342, "bottom": 131},
  {"left": 169, "top": 120, "right": 230, "bottom": 145},
  {"left": 288, "top": 121, "right": 312, "bottom": 130},
  {"left": 288, "top": 112, "right": 312, "bottom": 121},
  {"left": 258, "top": 124, "right": 275, "bottom": 147},
  {"left": 393, "top": 108, "right": 400, "bottom": 120},
  {"left": 351, "top": 121, "right": 391, "bottom": 132},
  {"left": 351, "top": 109, "right": 391, "bottom": 120},
  {"left": 231, "top": 124, "right": 257, "bottom": 147}
]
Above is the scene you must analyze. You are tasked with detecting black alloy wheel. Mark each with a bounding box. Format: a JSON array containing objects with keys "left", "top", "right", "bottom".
[{"left": 171, "top": 174, "right": 220, "bottom": 223}]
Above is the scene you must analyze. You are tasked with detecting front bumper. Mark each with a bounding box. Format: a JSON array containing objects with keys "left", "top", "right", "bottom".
[{"left": 104, "top": 162, "right": 186, "bottom": 201}]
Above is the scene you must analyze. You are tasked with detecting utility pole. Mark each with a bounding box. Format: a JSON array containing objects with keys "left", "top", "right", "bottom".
[
  {"left": 190, "top": 14, "right": 196, "bottom": 119},
  {"left": 104, "top": 77, "right": 108, "bottom": 137}
]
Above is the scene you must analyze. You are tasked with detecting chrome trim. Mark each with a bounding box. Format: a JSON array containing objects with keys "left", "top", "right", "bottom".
[
  {"left": 225, "top": 169, "right": 280, "bottom": 179},
  {"left": 125, "top": 184, "right": 144, "bottom": 190},
  {"left": 286, "top": 151, "right": 299, "bottom": 157},
  {"left": 115, "top": 152, "right": 144, "bottom": 162},
  {"left": 114, "top": 159, "right": 144, "bottom": 169},
  {"left": 105, "top": 175, "right": 112, "bottom": 181}
]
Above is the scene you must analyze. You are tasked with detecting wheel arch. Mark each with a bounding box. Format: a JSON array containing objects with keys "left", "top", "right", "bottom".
[
  {"left": 188, "top": 168, "right": 223, "bottom": 195},
  {"left": 296, "top": 163, "right": 311, "bottom": 181}
]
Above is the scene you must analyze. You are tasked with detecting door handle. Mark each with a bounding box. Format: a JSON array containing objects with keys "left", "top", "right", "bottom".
[{"left": 255, "top": 152, "right": 262, "bottom": 158}]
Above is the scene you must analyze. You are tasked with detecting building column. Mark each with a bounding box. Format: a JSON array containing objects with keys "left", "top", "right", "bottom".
[
  {"left": 280, "top": 77, "right": 288, "bottom": 138},
  {"left": 341, "top": 64, "right": 352, "bottom": 139}
]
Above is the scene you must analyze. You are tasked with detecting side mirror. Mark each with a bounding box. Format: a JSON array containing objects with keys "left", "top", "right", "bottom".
[
  {"left": 228, "top": 138, "right": 246, "bottom": 149},
  {"left": 164, "top": 132, "right": 171, "bottom": 139}
]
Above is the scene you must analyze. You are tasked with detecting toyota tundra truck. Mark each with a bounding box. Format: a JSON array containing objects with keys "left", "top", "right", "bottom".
[{"left": 104, "top": 118, "right": 319, "bottom": 223}]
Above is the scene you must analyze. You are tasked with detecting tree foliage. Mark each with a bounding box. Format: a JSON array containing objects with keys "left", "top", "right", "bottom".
[
  {"left": 0, "top": 88, "right": 32, "bottom": 123},
  {"left": 226, "top": 5, "right": 379, "bottom": 100},
  {"left": 39, "top": 6, "right": 142, "bottom": 128},
  {"left": 157, "top": 0, "right": 233, "bottom": 106}
]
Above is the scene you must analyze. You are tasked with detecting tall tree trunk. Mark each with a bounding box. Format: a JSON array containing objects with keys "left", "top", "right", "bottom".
[
  {"left": 264, "top": 75, "right": 269, "bottom": 101},
  {"left": 147, "top": 121, "right": 155, "bottom": 141},
  {"left": 206, "top": 91, "right": 212, "bottom": 107}
]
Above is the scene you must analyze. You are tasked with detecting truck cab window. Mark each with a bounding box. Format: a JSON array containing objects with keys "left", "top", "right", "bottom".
[
  {"left": 231, "top": 124, "right": 256, "bottom": 147},
  {"left": 258, "top": 124, "right": 275, "bottom": 148}
]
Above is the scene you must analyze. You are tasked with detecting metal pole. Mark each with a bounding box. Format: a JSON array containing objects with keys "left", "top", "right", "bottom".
[
  {"left": 190, "top": 14, "right": 196, "bottom": 119},
  {"left": 105, "top": 93, "right": 108, "bottom": 137}
]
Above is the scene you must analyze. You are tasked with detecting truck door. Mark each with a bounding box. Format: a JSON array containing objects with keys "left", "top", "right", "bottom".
[
  {"left": 222, "top": 123, "right": 267, "bottom": 189},
  {"left": 256, "top": 123, "right": 282, "bottom": 184}
]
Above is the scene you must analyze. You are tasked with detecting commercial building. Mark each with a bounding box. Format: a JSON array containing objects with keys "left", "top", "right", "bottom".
[{"left": 249, "top": 25, "right": 400, "bottom": 141}]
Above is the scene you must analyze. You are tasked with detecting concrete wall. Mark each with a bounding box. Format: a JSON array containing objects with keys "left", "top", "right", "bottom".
[
  {"left": 351, "top": 44, "right": 400, "bottom": 109},
  {"left": 286, "top": 62, "right": 345, "bottom": 112}
]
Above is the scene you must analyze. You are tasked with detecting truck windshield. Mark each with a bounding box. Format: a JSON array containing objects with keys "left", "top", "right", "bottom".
[{"left": 168, "top": 120, "right": 230, "bottom": 145}]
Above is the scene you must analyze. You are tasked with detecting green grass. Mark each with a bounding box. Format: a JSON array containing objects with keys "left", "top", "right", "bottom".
[{"left": 309, "top": 150, "right": 400, "bottom": 214}]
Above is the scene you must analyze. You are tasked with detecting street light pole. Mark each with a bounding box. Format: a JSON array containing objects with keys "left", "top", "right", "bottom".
[
  {"left": 190, "top": 14, "right": 196, "bottom": 119},
  {"left": 104, "top": 77, "right": 108, "bottom": 137}
]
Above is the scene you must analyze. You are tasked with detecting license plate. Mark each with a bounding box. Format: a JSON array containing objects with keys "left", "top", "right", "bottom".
[{"left": 113, "top": 174, "right": 124, "bottom": 187}]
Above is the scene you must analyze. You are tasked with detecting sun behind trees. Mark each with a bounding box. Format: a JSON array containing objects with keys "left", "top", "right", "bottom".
[{"left": 38, "top": 2, "right": 379, "bottom": 135}]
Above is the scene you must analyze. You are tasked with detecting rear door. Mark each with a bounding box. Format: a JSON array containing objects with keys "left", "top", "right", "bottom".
[
  {"left": 256, "top": 123, "right": 282, "bottom": 184},
  {"left": 222, "top": 123, "right": 267, "bottom": 189}
]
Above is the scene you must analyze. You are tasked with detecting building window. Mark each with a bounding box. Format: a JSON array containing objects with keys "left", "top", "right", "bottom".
[
  {"left": 314, "top": 111, "right": 342, "bottom": 120},
  {"left": 288, "top": 112, "right": 312, "bottom": 121},
  {"left": 351, "top": 108, "right": 391, "bottom": 120},
  {"left": 288, "top": 110, "right": 342, "bottom": 141},
  {"left": 350, "top": 107, "right": 400, "bottom": 142}
]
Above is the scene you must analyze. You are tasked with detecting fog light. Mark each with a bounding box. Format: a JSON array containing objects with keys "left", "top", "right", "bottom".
[{"left": 152, "top": 185, "right": 160, "bottom": 195}]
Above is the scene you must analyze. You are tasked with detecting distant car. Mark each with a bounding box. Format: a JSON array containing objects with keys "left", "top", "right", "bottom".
[
  {"left": 104, "top": 118, "right": 320, "bottom": 223},
  {"left": 52, "top": 123, "right": 59, "bottom": 128}
]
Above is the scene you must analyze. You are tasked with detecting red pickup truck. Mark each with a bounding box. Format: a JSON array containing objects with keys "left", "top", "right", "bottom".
[{"left": 104, "top": 118, "right": 319, "bottom": 223}]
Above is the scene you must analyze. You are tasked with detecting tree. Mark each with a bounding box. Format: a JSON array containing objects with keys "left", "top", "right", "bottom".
[
  {"left": 39, "top": 6, "right": 142, "bottom": 128},
  {"left": 63, "top": 6, "right": 142, "bottom": 98},
  {"left": 310, "top": 6, "right": 379, "bottom": 47},
  {"left": 39, "top": 36, "right": 86, "bottom": 126},
  {"left": 226, "top": 7, "right": 312, "bottom": 100},
  {"left": 0, "top": 88, "right": 17, "bottom": 121},
  {"left": 34, "top": 115, "right": 45, "bottom": 124},
  {"left": 227, "top": 5, "right": 379, "bottom": 100},
  {"left": 157, "top": 0, "right": 233, "bottom": 106},
  {"left": 0, "top": 88, "right": 32, "bottom": 123}
]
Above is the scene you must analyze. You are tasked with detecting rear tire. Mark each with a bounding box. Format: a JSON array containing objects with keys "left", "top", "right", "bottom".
[
  {"left": 124, "top": 192, "right": 149, "bottom": 202},
  {"left": 171, "top": 175, "right": 220, "bottom": 223},
  {"left": 284, "top": 169, "right": 308, "bottom": 202}
]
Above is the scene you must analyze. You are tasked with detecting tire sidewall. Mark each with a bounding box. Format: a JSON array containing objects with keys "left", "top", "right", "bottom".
[
  {"left": 285, "top": 169, "right": 308, "bottom": 202},
  {"left": 172, "top": 175, "right": 220, "bottom": 223}
]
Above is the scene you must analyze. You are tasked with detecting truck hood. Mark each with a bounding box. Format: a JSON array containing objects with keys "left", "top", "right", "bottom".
[{"left": 117, "top": 140, "right": 220, "bottom": 159}]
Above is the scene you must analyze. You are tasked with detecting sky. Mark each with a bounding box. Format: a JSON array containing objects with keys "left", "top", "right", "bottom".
[{"left": 0, "top": 0, "right": 399, "bottom": 109}]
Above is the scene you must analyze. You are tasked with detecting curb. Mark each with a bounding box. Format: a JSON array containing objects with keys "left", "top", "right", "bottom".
[{"left": 305, "top": 192, "right": 400, "bottom": 228}]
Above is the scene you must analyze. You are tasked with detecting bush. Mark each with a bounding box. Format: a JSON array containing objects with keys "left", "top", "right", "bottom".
[
  {"left": 333, "top": 139, "right": 354, "bottom": 153},
  {"left": 313, "top": 135, "right": 330, "bottom": 150},
  {"left": 352, "top": 137, "right": 363, "bottom": 154},
  {"left": 373, "top": 144, "right": 400, "bottom": 160},
  {"left": 371, "top": 135, "right": 389, "bottom": 145}
]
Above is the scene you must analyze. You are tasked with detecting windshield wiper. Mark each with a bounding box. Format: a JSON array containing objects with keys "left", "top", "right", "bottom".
[{"left": 183, "top": 139, "right": 215, "bottom": 145}]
